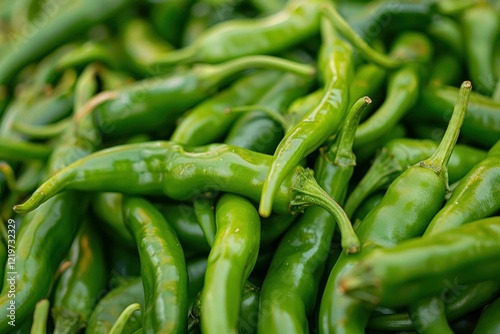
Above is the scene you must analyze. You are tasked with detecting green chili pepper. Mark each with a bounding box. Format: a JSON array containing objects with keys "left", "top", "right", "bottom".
[
  {"left": 348, "top": 63, "right": 386, "bottom": 115},
  {"left": 318, "top": 81, "right": 471, "bottom": 333},
  {"left": 224, "top": 72, "right": 313, "bottom": 154},
  {"left": 352, "top": 192, "right": 385, "bottom": 223},
  {"left": 107, "top": 241, "right": 141, "bottom": 289},
  {"left": 87, "top": 277, "right": 145, "bottom": 334},
  {"left": 30, "top": 299, "right": 50, "bottom": 334},
  {"left": 52, "top": 219, "right": 107, "bottom": 334},
  {"left": 14, "top": 141, "right": 358, "bottom": 254},
  {"left": 427, "top": 15, "right": 463, "bottom": 58},
  {"left": 56, "top": 42, "right": 119, "bottom": 72},
  {"left": 109, "top": 303, "right": 141, "bottom": 334},
  {"left": 344, "top": 139, "right": 487, "bottom": 218},
  {"left": 151, "top": 0, "right": 324, "bottom": 66},
  {"left": 259, "top": 15, "right": 353, "bottom": 218},
  {"left": 193, "top": 196, "right": 216, "bottom": 247},
  {"left": 124, "top": 196, "right": 188, "bottom": 334},
  {"left": 0, "top": 139, "right": 52, "bottom": 161},
  {"left": 474, "top": 296, "right": 500, "bottom": 334},
  {"left": 259, "top": 97, "right": 371, "bottom": 334},
  {"left": 353, "top": 32, "right": 432, "bottom": 149},
  {"left": 201, "top": 193, "right": 260, "bottom": 334},
  {"left": 150, "top": 0, "right": 192, "bottom": 47},
  {"left": 353, "top": 125, "right": 408, "bottom": 164},
  {"left": 416, "top": 85, "right": 500, "bottom": 147},
  {"left": 428, "top": 53, "right": 462, "bottom": 88},
  {"left": 91, "top": 55, "right": 313, "bottom": 138},
  {"left": 0, "top": 0, "right": 134, "bottom": 86},
  {"left": 340, "top": 216, "right": 500, "bottom": 307},
  {"left": 171, "top": 70, "right": 282, "bottom": 146},
  {"left": 186, "top": 257, "right": 208, "bottom": 308},
  {"left": 462, "top": 3, "right": 499, "bottom": 96}
]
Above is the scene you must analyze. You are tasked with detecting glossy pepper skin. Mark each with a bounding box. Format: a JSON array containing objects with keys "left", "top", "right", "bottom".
[
  {"left": 92, "top": 55, "right": 313, "bottom": 138},
  {"left": 152, "top": 0, "right": 325, "bottom": 66},
  {"left": 52, "top": 219, "right": 107, "bottom": 334},
  {"left": 344, "top": 139, "right": 487, "bottom": 218},
  {"left": 318, "top": 81, "right": 471, "bottom": 333},
  {"left": 474, "top": 296, "right": 500, "bottom": 334},
  {"left": 171, "top": 70, "right": 283, "bottom": 146},
  {"left": 341, "top": 217, "right": 500, "bottom": 307},
  {"left": 259, "top": 16, "right": 353, "bottom": 218},
  {"left": 0, "top": 0, "right": 134, "bottom": 86},
  {"left": 258, "top": 97, "right": 370, "bottom": 334},
  {"left": 14, "top": 142, "right": 357, "bottom": 252},
  {"left": 124, "top": 197, "right": 188, "bottom": 334},
  {"left": 87, "top": 277, "right": 145, "bottom": 334},
  {"left": 201, "top": 194, "right": 260, "bottom": 334}
]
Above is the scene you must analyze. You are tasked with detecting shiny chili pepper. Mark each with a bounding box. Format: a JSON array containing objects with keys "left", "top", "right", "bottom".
[
  {"left": 171, "top": 70, "right": 283, "bottom": 146},
  {"left": 52, "top": 219, "right": 107, "bottom": 333},
  {"left": 193, "top": 196, "right": 216, "bottom": 247},
  {"left": 201, "top": 194, "right": 260, "bottom": 334},
  {"left": 344, "top": 139, "right": 487, "bottom": 218},
  {"left": 151, "top": 0, "right": 324, "bottom": 66},
  {"left": 13, "top": 142, "right": 358, "bottom": 254},
  {"left": 259, "top": 97, "right": 370, "bottom": 333},
  {"left": 149, "top": 0, "right": 192, "bottom": 47},
  {"left": 90, "top": 55, "right": 313, "bottom": 139},
  {"left": 474, "top": 295, "right": 500, "bottom": 334},
  {"left": 124, "top": 196, "right": 188, "bottom": 334},
  {"left": 340, "top": 216, "right": 500, "bottom": 307},
  {"left": 318, "top": 81, "right": 471, "bottom": 333}
]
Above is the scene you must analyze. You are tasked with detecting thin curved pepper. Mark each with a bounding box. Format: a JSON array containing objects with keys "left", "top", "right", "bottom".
[
  {"left": 258, "top": 97, "right": 370, "bottom": 334},
  {"left": 201, "top": 193, "right": 260, "bottom": 334},
  {"left": 13, "top": 141, "right": 359, "bottom": 253},
  {"left": 52, "top": 219, "right": 107, "bottom": 334},
  {"left": 193, "top": 196, "right": 216, "bottom": 247},
  {"left": 109, "top": 303, "right": 141, "bottom": 334},
  {"left": 124, "top": 197, "right": 188, "bottom": 334},
  {"left": 340, "top": 217, "right": 500, "bottom": 307}
]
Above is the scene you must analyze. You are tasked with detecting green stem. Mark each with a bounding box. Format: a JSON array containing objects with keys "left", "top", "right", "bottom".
[
  {"left": 227, "top": 105, "right": 289, "bottom": 131},
  {"left": 200, "top": 56, "right": 315, "bottom": 89},
  {"left": 194, "top": 197, "right": 216, "bottom": 247},
  {"left": 109, "top": 303, "right": 141, "bottom": 334},
  {"left": 420, "top": 81, "right": 472, "bottom": 186},
  {"left": 321, "top": 4, "right": 408, "bottom": 69},
  {"left": 12, "top": 118, "right": 71, "bottom": 139},
  {"left": 30, "top": 299, "right": 50, "bottom": 334},
  {"left": 290, "top": 168, "right": 360, "bottom": 254}
]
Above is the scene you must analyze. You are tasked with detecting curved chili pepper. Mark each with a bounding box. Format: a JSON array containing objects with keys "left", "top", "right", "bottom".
[
  {"left": 474, "top": 296, "right": 500, "bottom": 334},
  {"left": 201, "top": 194, "right": 260, "bottom": 334},
  {"left": 193, "top": 196, "right": 216, "bottom": 247},
  {"left": 0, "top": 139, "right": 52, "bottom": 161},
  {"left": 416, "top": 85, "right": 500, "bottom": 147},
  {"left": 462, "top": 3, "right": 499, "bottom": 96},
  {"left": 340, "top": 216, "right": 500, "bottom": 307},
  {"left": 52, "top": 220, "right": 107, "bottom": 334},
  {"left": 259, "top": 16, "right": 353, "bottom": 218},
  {"left": 0, "top": 0, "right": 134, "bottom": 86},
  {"left": 91, "top": 55, "right": 314, "bottom": 138},
  {"left": 124, "top": 196, "right": 188, "bottom": 334},
  {"left": 171, "top": 70, "right": 282, "bottom": 146},
  {"left": 109, "top": 303, "right": 141, "bottom": 334},
  {"left": 151, "top": 0, "right": 324, "bottom": 66},
  {"left": 344, "top": 139, "right": 487, "bottom": 218},
  {"left": 318, "top": 81, "right": 471, "bottom": 333},
  {"left": 259, "top": 97, "right": 371, "bottom": 333},
  {"left": 13, "top": 141, "right": 359, "bottom": 253},
  {"left": 87, "top": 277, "right": 145, "bottom": 334}
]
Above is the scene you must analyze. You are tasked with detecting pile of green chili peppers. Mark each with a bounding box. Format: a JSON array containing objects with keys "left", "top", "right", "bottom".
[{"left": 0, "top": 0, "right": 499, "bottom": 333}]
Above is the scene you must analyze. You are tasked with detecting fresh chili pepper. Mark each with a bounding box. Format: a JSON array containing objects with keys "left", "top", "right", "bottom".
[
  {"left": 259, "top": 97, "right": 370, "bottom": 334},
  {"left": 171, "top": 70, "right": 281, "bottom": 146},
  {"left": 428, "top": 53, "right": 462, "bottom": 88},
  {"left": 109, "top": 303, "right": 141, "bottom": 334},
  {"left": 201, "top": 193, "right": 260, "bottom": 334},
  {"left": 344, "top": 139, "right": 487, "bottom": 218},
  {"left": 52, "top": 219, "right": 107, "bottom": 334},
  {"left": 340, "top": 216, "right": 500, "bottom": 307},
  {"left": 124, "top": 196, "right": 188, "bottom": 334},
  {"left": 259, "top": 15, "right": 353, "bottom": 218},
  {"left": 224, "top": 71, "right": 313, "bottom": 154},
  {"left": 30, "top": 299, "right": 50, "bottom": 334},
  {"left": 107, "top": 240, "right": 141, "bottom": 289},
  {"left": 0, "top": 139, "right": 52, "bottom": 161},
  {"left": 0, "top": 0, "right": 134, "bottom": 86},
  {"left": 415, "top": 85, "right": 500, "bottom": 147},
  {"left": 427, "top": 15, "right": 463, "bottom": 58},
  {"left": 151, "top": 0, "right": 324, "bottom": 66},
  {"left": 474, "top": 295, "right": 500, "bottom": 334},
  {"left": 193, "top": 196, "right": 216, "bottom": 247},
  {"left": 91, "top": 55, "right": 313, "bottom": 139},
  {"left": 13, "top": 141, "right": 359, "bottom": 254},
  {"left": 462, "top": 2, "right": 499, "bottom": 96},
  {"left": 352, "top": 192, "right": 385, "bottom": 223},
  {"left": 55, "top": 41, "right": 119, "bottom": 73},
  {"left": 354, "top": 125, "right": 408, "bottom": 164},
  {"left": 186, "top": 257, "right": 208, "bottom": 309},
  {"left": 149, "top": 0, "right": 192, "bottom": 47},
  {"left": 86, "top": 277, "right": 145, "bottom": 334},
  {"left": 318, "top": 81, "right": 471, "bottom": 333},
  {"left": 348, "top": 63, "right": 386, "bottom": 116}
]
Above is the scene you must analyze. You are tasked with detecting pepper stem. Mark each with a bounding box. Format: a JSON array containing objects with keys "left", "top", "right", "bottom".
[
  {"left": 30, "top": 299, "right": 50, "bottom": 334},
  {"left": 327, "top": 96, "right": 372, "bottom": 165},
  {"left": 227, "top": 105, "right": 289, "bottom": 131},
  {"left": 321, "top": 4, "right": 409, "bottom": 69},
  {"left": 290, "top": 168, "right": 360, "bottom": 254},
  {"left": 419, "top": 81, "right": 472, "bottom": 187},
  {"left": 199, "top": 56, "right": 315, "bottom": 90},
  {"left": 109, "top": 303, "right": 141, "bottom": 334},
  {"left": 12, "top": 118, "right": 71, "bottom": 139}
]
